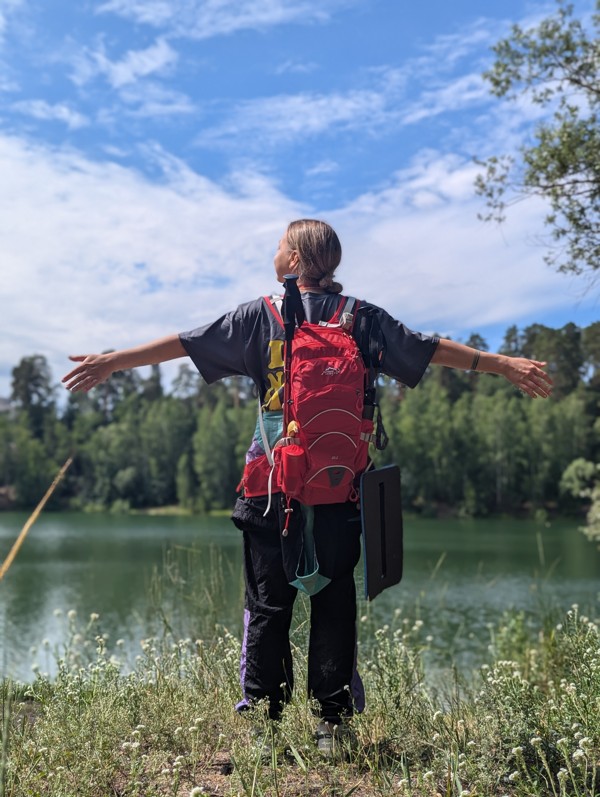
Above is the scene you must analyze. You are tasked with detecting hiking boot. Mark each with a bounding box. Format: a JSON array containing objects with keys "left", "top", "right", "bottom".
[{"left": 315, "top": 720, "right": 350, "bottom": 758}]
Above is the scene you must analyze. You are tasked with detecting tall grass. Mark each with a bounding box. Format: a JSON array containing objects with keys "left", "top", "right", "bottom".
[
  {"left": 1, "top": 536, "right": 598, "bottom": 796},
  {"left": 1, "top": 597, "right": 599, "bottom": 796}
]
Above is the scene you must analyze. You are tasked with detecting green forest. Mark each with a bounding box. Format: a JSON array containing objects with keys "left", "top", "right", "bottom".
[{"left": 1, "top": 320, "right": 598, "bottom": 519}]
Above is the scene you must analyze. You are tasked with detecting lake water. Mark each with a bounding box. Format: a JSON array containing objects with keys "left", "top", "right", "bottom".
[{"left": 1, "top": 511, "right": 599, "bottom": 683}]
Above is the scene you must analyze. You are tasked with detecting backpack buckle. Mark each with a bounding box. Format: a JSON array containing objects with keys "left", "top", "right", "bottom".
[{"left": 340, "top": 312, "right": 354, "bottom": 330}]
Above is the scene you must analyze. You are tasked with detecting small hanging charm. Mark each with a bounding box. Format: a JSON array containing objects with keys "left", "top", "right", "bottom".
[{"left": 282, "top": 504, "right": 293, "bottom": 537}]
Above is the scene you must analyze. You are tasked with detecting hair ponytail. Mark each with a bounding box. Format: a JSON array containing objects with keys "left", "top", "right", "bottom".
[
  {"left": 319, "top": 275, "right": 343, "bottom": 294},
  {"left": 286, "top": 219, "right": 343, "bottom": 293}
]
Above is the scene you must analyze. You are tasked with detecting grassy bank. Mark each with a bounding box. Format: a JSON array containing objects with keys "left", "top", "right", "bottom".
[{"left": 1, "top": 604, "right": 599, "bottom": 797}]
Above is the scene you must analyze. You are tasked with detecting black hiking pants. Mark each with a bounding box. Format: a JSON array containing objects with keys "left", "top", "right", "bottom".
[{"left": 232, "top": 497, "right": 365, "bottom": 723}]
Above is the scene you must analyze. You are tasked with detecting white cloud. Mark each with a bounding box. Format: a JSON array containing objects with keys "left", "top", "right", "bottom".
[
  {"left": 117, "top": 83, "right": 196, "bottom": 117},
  {"left": 72, "top": 38, "right": 178, "bottom": 89},
  {"left": 0, "top": 73, "right": 18, "bottom": 92},
  {"left": 12, "top": 99, "right": 89, "bottom": 129},
  {"left": 0, "top": 0, "right": 25, "bottom": 47},
  {"left": 274, "top": 59, "right": 318, "bottom": 75},
  {"left": 418, "top": 19, "right": 497, "bottom": 70},
  {"left": 0, "top": 134, "right": 303, "bottom": 397},
  {"left": 97, "top": 0, "right": 339, "bottom": 39},
  {"left": 401, "top": 73, "right": 489, "bottom": 126},
  {"left": 0, "top": 134, "right": 593, "bottom": 399},
  {"left": 192, "top": 7, "right": 568, "bottom": 155},
  {"left": 197, "top": 88, "right": 393, "bottom": 147},
  {"left": 327, "top": 152, "right": 587, "bottom": 336},
  {"left": 196, "top": 71, "right": 492, "bottom": 149},
  {"left": 305, "top": 159, "right": 339, "bottom": 177},
  {"left": 96, "top": 0, "right": 172, "bottom": 27},
  {"left": 193, "top": 32, "right": 499, "bottom": 152}
]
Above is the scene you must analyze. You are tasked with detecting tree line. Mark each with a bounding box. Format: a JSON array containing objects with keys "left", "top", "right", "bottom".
[{"left": 0, "top": 320, "right": 598, "bottom": 519}]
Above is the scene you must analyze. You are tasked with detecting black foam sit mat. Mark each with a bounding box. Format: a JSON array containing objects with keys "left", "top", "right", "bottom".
[{"left": 360, "top": 465, "right": 403, "bottom": 601}]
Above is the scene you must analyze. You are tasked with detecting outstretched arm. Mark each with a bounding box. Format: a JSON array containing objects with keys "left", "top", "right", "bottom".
[
  {"left": 430, "top": 338, "right": 553, "bottom": 399},
  {"left": 62, "top": 334, "right": 187, "bottom": 393}
]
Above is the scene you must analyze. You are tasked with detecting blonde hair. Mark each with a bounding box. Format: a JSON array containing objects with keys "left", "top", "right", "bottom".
[{"left": 286, "top": 219, "right": 343, "bottom": 294}]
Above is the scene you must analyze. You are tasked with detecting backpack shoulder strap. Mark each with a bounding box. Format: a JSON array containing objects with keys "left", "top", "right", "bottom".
[
  {"left": 263, "top": 294, "right": 284, "bottom": 329},
  {"left": 319, "top": 295, "right": 360, "bottom": 330},
  {"left": 354, "top": 305, "right": 386, "bottom": 370}
]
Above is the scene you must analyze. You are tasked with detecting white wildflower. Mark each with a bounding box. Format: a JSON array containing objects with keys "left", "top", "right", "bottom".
[
  {"left": 572, "top": 749, "right": 585, "bottom": 762},
  {"left": 578, "top": 737, "right": 592, "bottom": 749},
  {"left": 530, "top": 737, "right": 542, "bottom": 747},
  {"left": 508, "top": 771, "right": 520, "bottom": 782},
  {"left": 67, "top": 609, "right": 77, "bottom": 620}
]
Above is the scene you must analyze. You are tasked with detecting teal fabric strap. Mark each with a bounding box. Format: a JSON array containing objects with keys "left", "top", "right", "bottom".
[{"left": 289, "top": 505, "right": 331, "bottom": 596}]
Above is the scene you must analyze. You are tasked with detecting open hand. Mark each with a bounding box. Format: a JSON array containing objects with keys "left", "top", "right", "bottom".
[
  {"left": 502, "top": 357, "right": 553, "bottom": 399},
  {"left": 62, "top": 354, "right": 113, "bottom": 393}
]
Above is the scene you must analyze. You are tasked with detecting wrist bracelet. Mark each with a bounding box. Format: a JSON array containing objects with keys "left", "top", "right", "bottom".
[{"left": 470, "top": 350, "right": 480, "bottom": 371}]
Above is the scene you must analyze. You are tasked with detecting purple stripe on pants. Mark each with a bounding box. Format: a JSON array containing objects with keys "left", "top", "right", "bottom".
[{"left": 235, "top": 608, "right": 251, "bottom": 712}]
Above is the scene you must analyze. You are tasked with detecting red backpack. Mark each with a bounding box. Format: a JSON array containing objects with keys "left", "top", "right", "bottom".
[
  {"left": 272, "top": 295, "right": 373, "bottom": 506},
  {"left": 241, "top": 280, "right": 382, "bottom": 514}
]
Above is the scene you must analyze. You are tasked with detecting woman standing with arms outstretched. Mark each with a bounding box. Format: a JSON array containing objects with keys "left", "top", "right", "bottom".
[{"left": 63, "top": 219, "right": 552, "bottom": 753}]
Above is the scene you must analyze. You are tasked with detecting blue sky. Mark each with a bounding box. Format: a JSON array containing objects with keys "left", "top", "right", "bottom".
[{"left": 1, "top": 0, "right": 598, "bottom": 397}]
